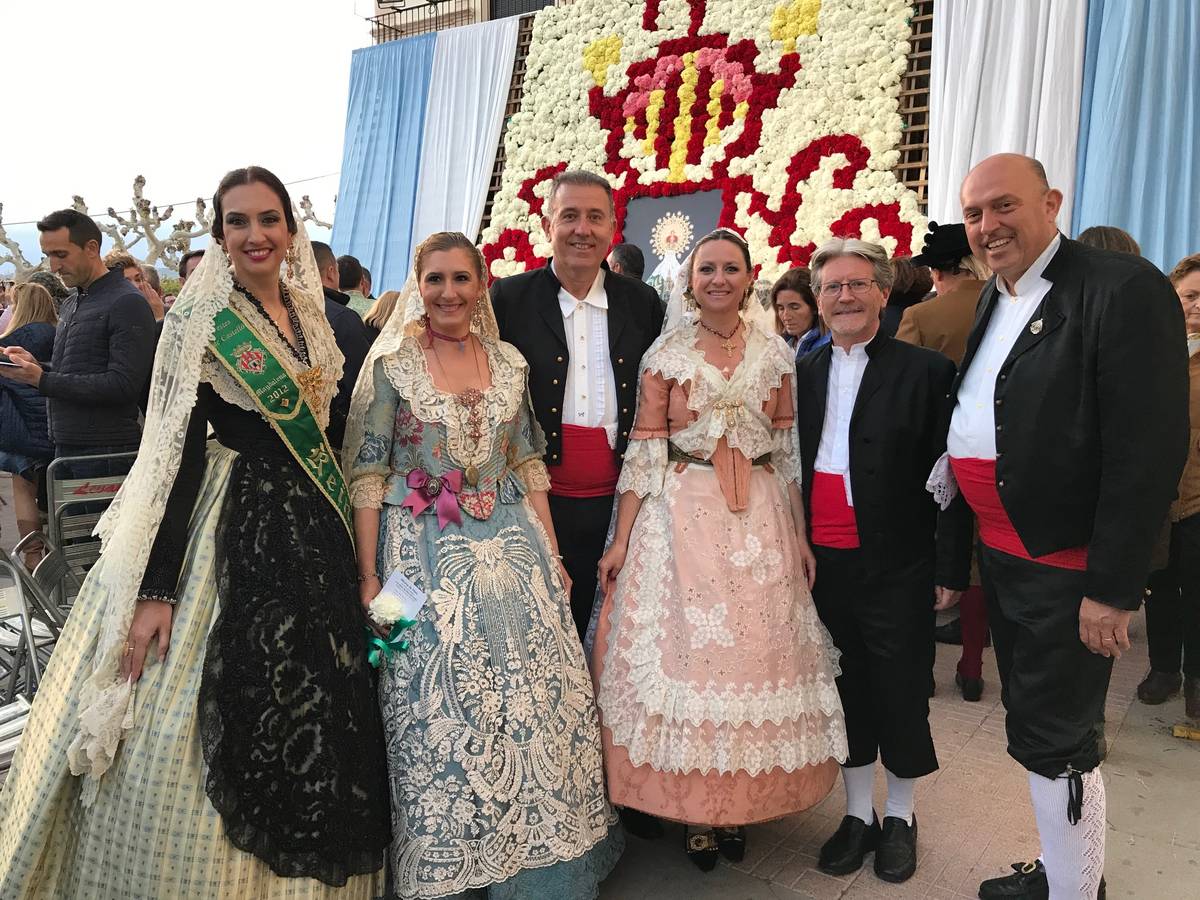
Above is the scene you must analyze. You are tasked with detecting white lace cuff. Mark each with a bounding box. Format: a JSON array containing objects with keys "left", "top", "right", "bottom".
[
  {"left": 350, "top": 475, "right": 387, "bottom": 510},
  {"left": 925, "top": 452, "right": 958, "bottom": 510},
  {"left": 772, "top": 423, "right": 802, "bottom": 486},
  {"left": 515, "top": 459, "right": 551, "bottom": 493},
  {"left": 617, "top": 437, "right": 667, "bottom": 498}
]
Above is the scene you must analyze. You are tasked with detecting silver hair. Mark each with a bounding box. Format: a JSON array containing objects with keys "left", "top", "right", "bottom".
[
  {"left": 810, "top": 238, "right": 894, "bottom": 292},
  {"left": 546, "top": 170, "right": 615, "bottom": 216}
]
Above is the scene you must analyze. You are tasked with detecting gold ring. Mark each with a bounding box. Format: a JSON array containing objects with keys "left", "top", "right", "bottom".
[{"left": 124, "top": 644, "right": 135, "bottom": 655}]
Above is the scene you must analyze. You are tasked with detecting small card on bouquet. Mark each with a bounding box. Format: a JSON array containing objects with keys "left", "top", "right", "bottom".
[{"left": 369, "top": 569, "right": 428, "bottom": 626}]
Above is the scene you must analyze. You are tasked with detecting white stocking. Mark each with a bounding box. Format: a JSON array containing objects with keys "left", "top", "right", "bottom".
[
  {"left": 841, "top": 762, "right": 876, "bottom": 825},
  {"left": 884, "top": 769, "right": 916, "bottom": 825},
  {"left": 1028, "top": 768, "right": 1105, "bottom": 899}
]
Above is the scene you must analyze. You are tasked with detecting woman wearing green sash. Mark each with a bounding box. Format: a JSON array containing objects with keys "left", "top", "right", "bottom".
[
  {"left": 343, "top": 232, "right": 621, "bottom": 899},
  {"left": 0, "top": 167, "right": 390, "bottom": 898}
]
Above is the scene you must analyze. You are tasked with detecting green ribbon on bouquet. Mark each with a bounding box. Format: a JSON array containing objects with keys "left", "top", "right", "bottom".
[{"left": 366, "top": 618, "right": 418, "bottom": 668}]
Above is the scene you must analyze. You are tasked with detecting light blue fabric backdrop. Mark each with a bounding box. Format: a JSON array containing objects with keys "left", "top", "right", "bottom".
[
  {"left": 331, "top": 33, "right": 436, "bottom": 292},
  {"left": 1073, "top": 0, "right": 1199, "bottom": 271}
]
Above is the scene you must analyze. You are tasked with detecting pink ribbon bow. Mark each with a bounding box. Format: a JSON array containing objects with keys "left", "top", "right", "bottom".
[{"left": 401, "top": 467, "right": 463, "bottom": 530}]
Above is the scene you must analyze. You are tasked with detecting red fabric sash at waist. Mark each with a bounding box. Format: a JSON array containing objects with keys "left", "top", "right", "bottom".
[
  {"left": 548, "top": 424, "right": 620, "bottom": 498},
  {"left": 810, "top": 470, "right": 860, "bottom": 549},
  {"left": 949, "top": 457, "right": 1088, "bottom": 571}
]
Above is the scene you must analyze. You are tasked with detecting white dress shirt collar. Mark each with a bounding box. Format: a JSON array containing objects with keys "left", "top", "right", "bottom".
[
  {"left": 831, "top": 339, "right": 870, "bottom": 360},
  {"left": 551, "top": 262, "right": 608, "bottom": 315},
  {"left": 1000, "top": 233, "right": 1061, "bottom": 298}
]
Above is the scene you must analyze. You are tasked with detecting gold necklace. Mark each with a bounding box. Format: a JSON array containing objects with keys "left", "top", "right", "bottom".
[{"left": 699, "top": 318, "right": 742, "bottom": 358}]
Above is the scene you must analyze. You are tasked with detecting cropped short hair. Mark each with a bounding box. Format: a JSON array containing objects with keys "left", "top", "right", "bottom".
[
  {"left": 311, "top": 241, "right": 336, "bottom": 273},
  {"left": 546, "top": 170, "right": 615, "bottom": 216},
  {"left": 178, "top": 249, "right": 204, "bottom": 279},
  {"left": 809, "top": 238, "right": 894, "bottom": 293},
  {"left": 608, "top": 243, "right": 645, "bottom": 280},
  {"left": 337, "top": 254, "right": 364, "bottom": 291},
  {"left": 36, "top": 208, "right": 102, "bottom": 250}
]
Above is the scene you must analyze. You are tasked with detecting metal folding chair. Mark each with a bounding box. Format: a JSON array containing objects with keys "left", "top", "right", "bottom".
[
  {"left": 44, "top": 451, "right": 135, "bottom": 603},
  {"left": 0, "top": 533, "right": 79, "bottom": 702}
]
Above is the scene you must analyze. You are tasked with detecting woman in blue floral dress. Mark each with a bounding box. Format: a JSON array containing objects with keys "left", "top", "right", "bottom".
[{"left": 344, "top": 232, "right": 621, "bottom": 900}]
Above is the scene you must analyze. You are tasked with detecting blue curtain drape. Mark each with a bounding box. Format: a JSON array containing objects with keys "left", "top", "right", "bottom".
[
  {"left": 1072, "top": 0, "right": 1199, "bottom": 271},
  {"left": 331, "top": 33, "right": 436, "bottom": 292}
]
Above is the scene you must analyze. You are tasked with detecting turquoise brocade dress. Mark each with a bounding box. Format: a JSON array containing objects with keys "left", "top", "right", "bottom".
[{"left": 347, "top": 336, "right": 621, "bottom": 900}]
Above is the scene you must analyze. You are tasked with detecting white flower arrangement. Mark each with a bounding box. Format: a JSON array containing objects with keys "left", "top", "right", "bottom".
[{"left": 481, "top": 0, "right": 926, "bottom": 283}]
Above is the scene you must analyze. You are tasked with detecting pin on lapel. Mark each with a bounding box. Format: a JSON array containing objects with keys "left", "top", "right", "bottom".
[{"left": 1029, "top": 319, "right": 1043, "bottom": 335}]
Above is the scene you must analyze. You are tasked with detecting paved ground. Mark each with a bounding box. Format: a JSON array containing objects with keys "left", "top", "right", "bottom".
[
  {"left": 2, "top": 473, "right": 1197, "bottom": 897},
  {"left": 599, "top": 613, "right": 1200, "bottom": 900}
]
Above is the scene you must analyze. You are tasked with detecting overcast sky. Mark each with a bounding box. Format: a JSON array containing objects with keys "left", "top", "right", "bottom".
[{"left": 2, "top": 0, "right": 375, "bottom": 270}]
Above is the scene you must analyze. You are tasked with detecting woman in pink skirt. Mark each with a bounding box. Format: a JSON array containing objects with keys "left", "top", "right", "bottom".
[{"left": 594, "top": 229, "right": 847, "bottom": 871}]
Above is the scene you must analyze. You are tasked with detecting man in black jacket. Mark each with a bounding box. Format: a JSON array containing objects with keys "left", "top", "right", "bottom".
[
  {"left": 312, "top": 240, "right": 370, "bottom": 452},
  {"left": 953, "top": 155, "right": 1188, "bottom": 900},
  {"left": 491, "top": 171, "right": 664, "bottom": 641},
  {"left": 2, "top": 209, "right": 154, "bottom": 480},
  {"left": 795, "top": 238, "right": 971, "bottom": 885}
]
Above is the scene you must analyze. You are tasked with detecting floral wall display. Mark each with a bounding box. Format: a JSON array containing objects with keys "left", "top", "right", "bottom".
[{"left": 480, "top": 0, "right": 925, "bottom": 283}]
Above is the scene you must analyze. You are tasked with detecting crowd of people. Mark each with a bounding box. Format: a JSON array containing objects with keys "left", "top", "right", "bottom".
[{"left": 0, "top": 154, "right": 1194, "bottom": 900}]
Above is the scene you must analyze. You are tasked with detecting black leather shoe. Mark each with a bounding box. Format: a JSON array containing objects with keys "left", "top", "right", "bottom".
[
  {"left": 714, "top": 826, "right": 746, "bottom": 862},
  {"left": 818, "top": 813, "right": 880, "bottom": 875},
  {"left": 935, "top": 617, "right": 963, "bottom": 644},
  {"left": 619, "top": 807, "right": 665, "bottom": 839},
  {"left": 874, "top": 815, "right": 918, "bottom": 883},
  {"left": 956, "top": 671, "right": 984, "bottom": 702},
  {"left": 978, "top": 860, "right": 1107, "bottom": 899},
  {"left": 1137, "top": 669, "right": 1182, "bottom": 704},
  {"left": 684, "top": 826, "right": 719, "bottom": 872}
]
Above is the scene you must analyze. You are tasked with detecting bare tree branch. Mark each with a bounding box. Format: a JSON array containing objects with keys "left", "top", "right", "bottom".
[
  {"left": 5, "top": 178, "right": 331, "bottom": 275},
  {"left": 299, "top": 195, "right": 333, "bottom": 230},
  {"left": 0, "top": 203, "right": 41, "bottom": 279}
]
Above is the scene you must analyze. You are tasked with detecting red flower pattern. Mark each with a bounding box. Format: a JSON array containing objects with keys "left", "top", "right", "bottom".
[{"left": 481, "top": 0, "right": 914, "bottom": 277}]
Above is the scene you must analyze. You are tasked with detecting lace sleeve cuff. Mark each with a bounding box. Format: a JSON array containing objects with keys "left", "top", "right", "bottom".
[
  {"left": 515, "top": 459, "right": 551, "bottom": 493},
  {"left": 350, "top": 474, "right": 387, "bottom": 509},
  {"left": 617, "top": 437, "right": 667, "bottom": 498},
  {"left": 772, "top": 425, "right": 802, "bottom": 486}
]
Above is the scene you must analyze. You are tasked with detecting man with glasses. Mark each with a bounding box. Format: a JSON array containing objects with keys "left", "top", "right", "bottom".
[{"left": 794, "top": 238, "right": 971, "bottom": 884}]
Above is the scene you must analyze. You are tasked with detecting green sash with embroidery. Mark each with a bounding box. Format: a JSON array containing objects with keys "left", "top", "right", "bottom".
[{"left": 209, "top": 305, "right": 353, "bottom": 538}]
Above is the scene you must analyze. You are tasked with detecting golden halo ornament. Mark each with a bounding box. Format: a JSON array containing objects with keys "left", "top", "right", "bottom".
[{"left": 650, "top": 212, "right": 694, "bottom": 260}]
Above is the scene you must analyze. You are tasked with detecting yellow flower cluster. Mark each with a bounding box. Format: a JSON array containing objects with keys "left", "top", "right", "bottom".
[
  {"left": 770, "top": 0, "right": 822, "bottom": 53},
  {"left": 582, "top": 34, "right": 623, "bottom": 87},
  {"left": 705, "top": 78, "right": 724, "bottom": 148},
  {"left": 669, "top": 52, "right": 699, "bottom": 182},
  {"left": 643, "top": 90, "right": 666, "bottom": 156}
]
